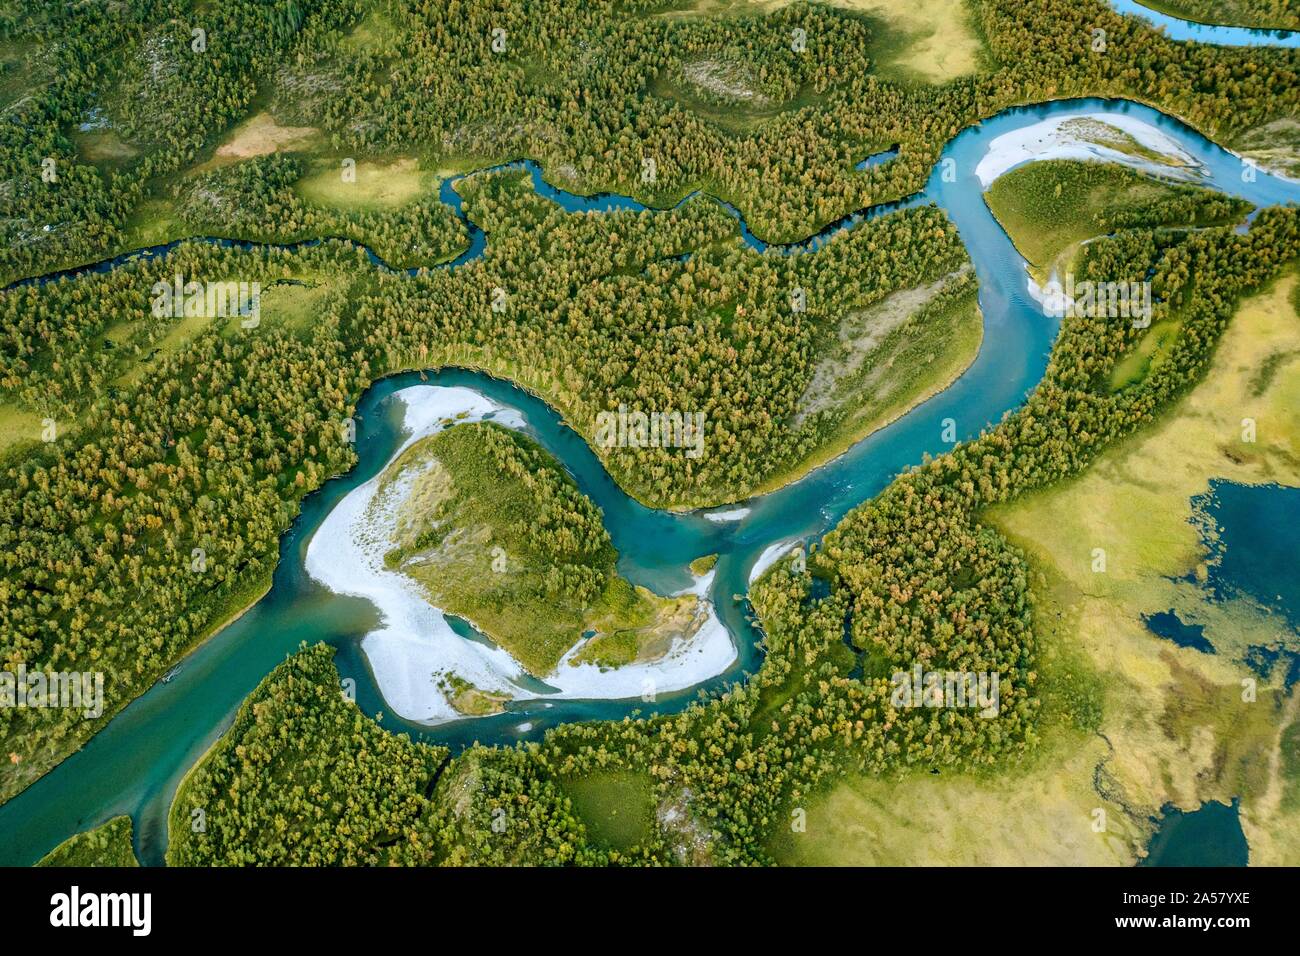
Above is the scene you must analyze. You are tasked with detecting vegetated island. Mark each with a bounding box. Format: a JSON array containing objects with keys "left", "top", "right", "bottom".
[
  {"left": 303, "top": 384, "right": 734, "bottom": 724},
  {"left": 380, "top": 420, "right": 713, "bottom": 713},
  {"left": 985, "top": 157, "right": 1253, "bottom": 283}
]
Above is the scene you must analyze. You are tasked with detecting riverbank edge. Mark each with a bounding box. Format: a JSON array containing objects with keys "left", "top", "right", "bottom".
[
  {"left": 0, "top": 574, "right": 272, "bottom": 814},
  {"left": 5, "top": 82, "right": 1291, "bottom": 288},
  {"left": 1125, "top": 0, "right": 1300, "bottom": 33},
  {"left": 747, "top": 297, "right": 985, "bottom": 501}
]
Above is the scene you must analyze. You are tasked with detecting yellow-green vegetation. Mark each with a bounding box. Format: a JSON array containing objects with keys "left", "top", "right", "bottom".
[
  {"left": 255, "top": 276, "right": 348, "bottom": 333},
  {"left": 1108, "top": 318, "right": 1182, "bottom": 390},
  {"left": 178, "top": 153, "right": 467, "bottom": 269},
  {"left": 37, "top": 816, "right": 139, "bottom": 867},
  {"left": 6, "top": 0, "right": 1300, "bottom": 868},
  {"left": 339, "top": 5, "right": 402, "bottom": 53},
  {"left": 0, "top": 44, "right": 33, "bottom": 109},
  {"left": 1235, "top": 118, "right": 1300, "bottom": 183},
  {"left": 112, "top": 274, "right": 347, "bottom": 388},
  {"left": 437, "top": 674, "right": 509, "bottom": 716},
  {"left": 1063, "top": 118, "right": 1196, "bottom": 168},
  {"left": 988, "top": 270, "right": 1300, "bottom": 864},
  {"left": 645, "top": 3, "right": 876, "bottom": 134},
  {"left": 689, "top": 553, "right": 718, "bottom": 575},
  {"left": 572, "top": 593, "right": 703, "bottom": 669},
  {"left": 757, "top": 270, "right": 983, "bottom": 495},
  {"left": 662, "top": 0, "right": 984, "bottom": 85},
  {"left": 167, "top": 644, "right": 447, "bottom": 866},
  {"left": 563, "top": 771, "right": 656, "bottom": 851},
  {"left": 764, "top": 548, "right": 1117, "bottom": 866},
  {"left": 119, "top": 198, "right": 185, "bottom": 249},
  {"left": 379, "top": 422, "right": 704, "bottom": 676},
  {"left": 0, "top": 403, "right": 46, "bottom": 457},
  {"left": 294, "top": 157, "right": 436, "bottom": 211},
  {"left": 770, "top": 736, "right": 1136, "bottom": 865},
  {"left": 656, "top": 0, "right": 791, "bottom": 16},
  {"left": 71, "top": 128, "right": 138, "bottom": 169},
  {"left": 427, "top": 746, "right": 607, "bottom": 865},
  {"left": 838, "top": 0, "right": 984, "bottom": 84},
  {"left": 985, "top": 159, "right": 1252, "bottom": 280},
  {"left": 1260, "top": 710, "right": 1300, "bottom": 864},
  {"left": 210, "top": 112, "right": 320, "bottom": 165},
  {"left": 647, "top": 72, "right": 822, "bottom": 135},
  {"left": 771, "top": 268, "right": 1300, "bottom": 866}
]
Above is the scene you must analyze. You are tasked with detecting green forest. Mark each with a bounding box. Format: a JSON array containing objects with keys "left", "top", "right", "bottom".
[
  {"left": 379, "top": 421, "right": 697, "bottom": 680},
  {"left": 36, "top": 815, "right": 139, "bottom": 867},
  {"left": 0, "top": 0, "right": 1297, "bottom": 865}
]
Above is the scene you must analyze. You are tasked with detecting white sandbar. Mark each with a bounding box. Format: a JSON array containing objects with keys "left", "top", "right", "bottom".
[
  {"left": 976, "top": 113, "right": 1203, "bottom": 189},
  {"left": 306, "top": 385, "right": 735, "bottom": 724}
]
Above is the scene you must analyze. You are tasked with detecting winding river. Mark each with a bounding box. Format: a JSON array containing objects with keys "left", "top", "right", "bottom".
[
  {"left": 1110, "top": 0, "right": 1299, "bottom": 47},
  {"left": 0, "top": 95, "right": 1297, "bottom": 867}
]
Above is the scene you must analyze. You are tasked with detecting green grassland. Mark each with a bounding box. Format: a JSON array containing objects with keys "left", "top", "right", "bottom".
[
  {"left": 110, "top": 271, "right": 351, "bottom": 389},
  {"left": 254, "top": 276, "right": 351, "bottom": 334},
  {"left": 984, "top": 159, "right": 1253, "bottom": 280},
  {"left": 0, "top": 403, "right": 47, "bottom": 457},
  {"left": 70, "top": 128, "right": 139, "bottom": 173},
  {"left": 379, "top": 422, "right": 705, "bottom": 677},
  {"left": 837, "top": 0, "right": 986, "bottom": 85},
  {"left": 294, "top": 157, "right": 437, "bottom": 212},
  {"left": 1108, "top": 318, "right": 1182, "bottom": 391},
  {"left": 118, "top": 198, "right": 187, "bottom": 249},
  {"left": 563, "top": 771, "right": 657, "bottom": 851},
  {"left": 771, "top": 267, "right": 1300, "bottom": 866},
  {"left": 656, "top": 0, "right": 986, "bottom": 86},
  {"left": 338, "top": 5, "right": 403, "bottom": 54},
  {"left": 37, "top": 815, "right": 139, "bottom": 867}
]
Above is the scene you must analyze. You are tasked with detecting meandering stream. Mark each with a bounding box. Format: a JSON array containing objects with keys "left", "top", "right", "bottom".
[
  {"left": 1109, "top": 0, "right": 1298, "bottom": 47},
  {"left": 0, "top": 95, "right": 1296, "bottom": 867}
]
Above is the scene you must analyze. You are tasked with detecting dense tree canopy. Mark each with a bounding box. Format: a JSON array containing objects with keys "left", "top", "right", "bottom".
[{"left": 0, "top": 0, "right": 1297, "bottom": 863}]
